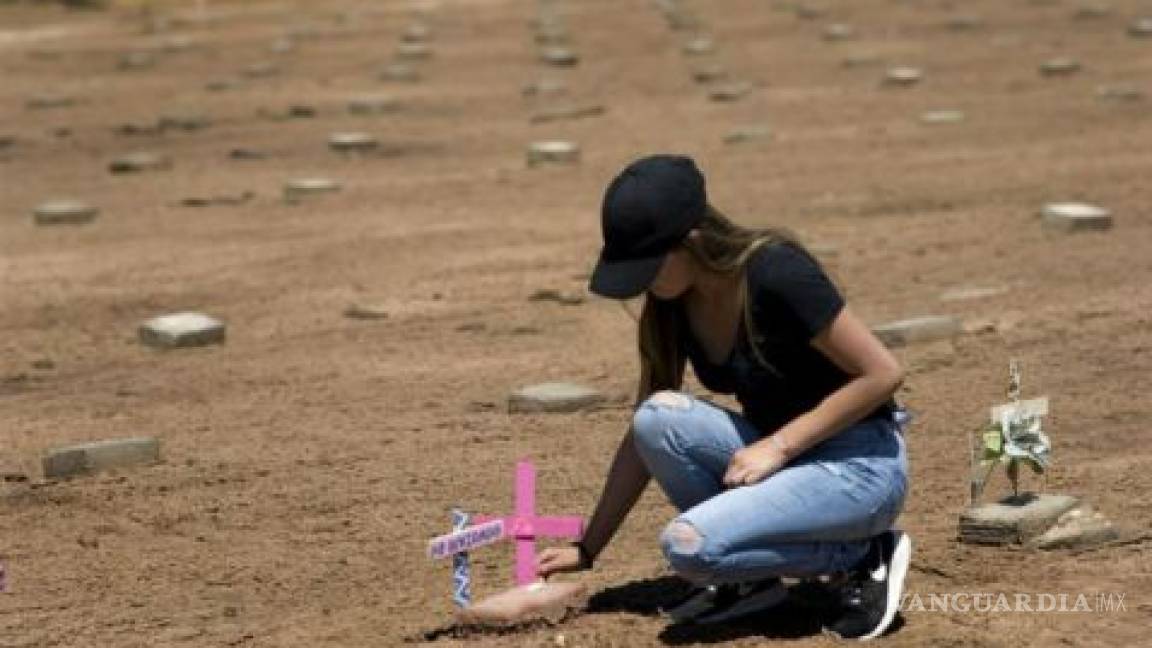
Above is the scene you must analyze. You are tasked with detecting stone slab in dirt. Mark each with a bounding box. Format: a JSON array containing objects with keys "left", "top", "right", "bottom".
[
  {"left": 32, "top": 200, "right": 98, "bottom": 225},
  {"left": 138, "top": 312, "right": 226, "bottom": 349},
  {"left": 872, "top": 316, "right": 962, "bottom": 347},
  {"left": 509, "top": 382, "right": 606, "bottom": 413},
  {"left": 1030, "top": 505, "right": 1120, "bottom": 550},
  {"left": 42, "top": 437, "right": 161, "bottom": 479},
  {"left": 959, "top": 493, "right": 1081, "bottom": 545}
]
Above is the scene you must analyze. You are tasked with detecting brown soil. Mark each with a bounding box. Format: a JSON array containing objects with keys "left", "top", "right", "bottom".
[{"left": 2, "top": 0, "right": 1151, "bottom": 646}]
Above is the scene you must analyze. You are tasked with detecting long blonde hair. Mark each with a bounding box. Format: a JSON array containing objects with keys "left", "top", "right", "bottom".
[{"left": 635, "top": 205, "right": 823, "bottom": 402}]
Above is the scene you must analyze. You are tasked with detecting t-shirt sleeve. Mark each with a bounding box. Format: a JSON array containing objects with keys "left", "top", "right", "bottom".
[{"left": 749, "top": 243, "right": 845, "bottom": 339}]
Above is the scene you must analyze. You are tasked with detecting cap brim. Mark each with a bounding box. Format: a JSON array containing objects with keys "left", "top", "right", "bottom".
[{"left": 589, "top": 253, "right": 665, "bottom": 299}]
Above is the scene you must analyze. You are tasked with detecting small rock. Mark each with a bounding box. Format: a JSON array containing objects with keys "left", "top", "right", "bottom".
[
  {"left": 509, "top": 382, "right": 606, "bottom": 414},
  {"left": 723, "top": 125, "right": 773, "bottom": 145},
  {"left": 347, "top": 96, "right": 401, "bottom": 115},
  {"left": 872, "top": 316, "right": 962, "bottom": 347},
  {"left": 1030, "top": 505, "right": 1119, "bottom": 550},
  {"left": 395, "top": 43, "right": 433, "bottom": 60},
  {"left": 959, "top": 493, "right": 1080, "bottom": 545},
  {"left": 707, "top": 81, "right": 753, "bottom": 102},
  {"left": 42, "top": 437, "right": 161, "bottom": 479},
  {"left": 529, "top": 103, "right": 605, "bottom": 123},
  {"left": 1039, "top": 57, "right": 1080, "bottom": 77},
  {"left": 526, "top": 141, "right": 580, "bottom": 167},
  {"left": 1128, "top": 18, "right": 1152, "bottom": 38},
  {"left": 26, "top": 94, "right": 77, "bottom": 110},
  {"left": 379, "top": 62, "right": 421, "bottom": 82},
  {"left": 919, "top": 110, "right": 966, "bottom": 125},
  {"left": 343, "top": 304, "right": 390, "bottom": 320},
  {"left": 1095, "top": 84, "right": 1144, "bottom": 102},
  {"left": 1041, "top": 202, "right": 1113, "bottom": 232},
  {"left": 284, "top": 177, "right": 342, "bottom": 202},
  {"left": 33, "top": 200, "right": 98, "bottom": 226},
  {"left": 179, "top": 192, "right": 254, "bottom": 208},
  {"left": 109, "top": 152, "right": 171, "bottom": 174},
  {"left": 328, "top": 132, "right": 378, "bottom": 153},
  {"left": 822, "top": 23, "right": 856, "bottom": 41},
  {"left": 139, "top": 312, "right": 226, "bottom": 349},
  {"left": 540, "top": 47, "right": 579, "bottom": 67},
  {"left": 528, "top": 289, "right": 585, "bottom": 305},
  {"left": 883, "top": 66, "right": 923, "bottom": 87},
  {"left": 157, "top": 113, "right": 212, "bottom": 132},
  {"left": 939, "top": 286, "right": 1009, "bottom": 302},
  {"left": 682, "top": 37, "right": 715, "bottom": 56}
]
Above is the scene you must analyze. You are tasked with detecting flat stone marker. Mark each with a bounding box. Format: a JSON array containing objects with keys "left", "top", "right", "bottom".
[
  {"left": 959, "top": 493, "right": 1080, "bottom": 545},
  {"left": 945, "top": 15, "right": 984, "bottom": 31},
  {"left": 509, "top": 382, "right": 605, "bottom": 413},
  {"left": 118, "top": 51, "right": 155, "bottom": 70},
  {"left": 109, "top": 152, "right": 171, "bottom": 174},
  {"left": 139, "top": 312, "right": 226, "bottom": 349},
  {"left": 328, "top": 132, "right": 379, "bottom": 153},
  {"left": 522, "top": 78, "right": 567, "bottom": 97},
  {"left": 1129, "top": 18, "right": 1152, "bottom": 38},
  {"left": 691, "top": 64, "right": 728, "bottom": 83},
  {"left": 1096, "top": 84, "right": 1144, "bottom": 102},
  {"left": 940, "top": 285, "right": 1009, "bottom": 302},
  {"left": 343, "top": 303, "right": 389, "bottom": 320},
  {"left": 883, "top": 66, "right": 923, "bottom": 87},
  {"left": 822, "top": 23, "right": 856, "bottom": 41},
  {"left": 347, "top": 96, "right": 401, "bottom": 115},
  {"left": 379, "top": 62, "right": 421, "bottom": 82},
  {"left": 1041, "top": 203, "right": 1113, "bottom": 232},
  {"left": 723, "top": 125, "right": 773, "bottom": 145},
  {"left": 1030, "top": 505, "right": 1119, "bottom": 550},
  {"left": 682, "top": 37, "right": 715, "bottom": 56},
  {"left": 529, "top": 103, "right": 605, "bottom": 123},
  {"left": 43, "top": 437, "right": 161, "bottom": 479},
  {"left": 26, "top": 94, "right": 77, "bottom": 110},
  {"left": 402, "top": 24, "right": 432, "bottom": 43},
  {"left": 539, "top": 47, "right": 579, "bottom": 67},
  {"left": 920, "top": 110, "right": 966, "bottom": 125},
  {"left": 284, "top": 177, "right": 341, "bottom": 201},
  {"left": 526, "top": 141, "right": 580, "bottom": 166},
  {"left": 33, "top": 200, "right": 98, "bottom": 226},
  {"left": 1040, "top": 58, "right": 1080, "bottom": 77},
  {"left": 395, "top": 42, "right": 432, "bottom": 60},
  {"left": 708, "top": 81, "right": 753, "bottom": 102},
  {"left": 872, "top": 316, "right": 962, "bottom": 347}
]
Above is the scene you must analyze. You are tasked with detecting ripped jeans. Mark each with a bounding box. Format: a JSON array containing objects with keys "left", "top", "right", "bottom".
[{"left": 631, "top": 391, "right": 908, "bottom": 585}]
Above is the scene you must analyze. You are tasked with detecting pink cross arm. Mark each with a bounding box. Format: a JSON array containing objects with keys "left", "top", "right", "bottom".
[{"left": 534, "top": 516, "right": 584, "bottom": 538}]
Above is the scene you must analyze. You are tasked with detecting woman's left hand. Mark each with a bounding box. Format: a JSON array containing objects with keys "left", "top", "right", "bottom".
[{"left": 723, "top": 441, "right": 787, "bottom": 487}]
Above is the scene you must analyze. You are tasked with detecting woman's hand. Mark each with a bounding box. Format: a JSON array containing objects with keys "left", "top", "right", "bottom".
[
  {"left": 536, "top": 545, "right": 587, "bottom": 579},
  {"left": 723, "top": 440, "right": 787, "bottom": 487}
]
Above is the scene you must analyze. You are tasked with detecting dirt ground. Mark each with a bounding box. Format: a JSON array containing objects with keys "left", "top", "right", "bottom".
[{"left": 2, "top": 0, "right": 1151, "bottom": 645}]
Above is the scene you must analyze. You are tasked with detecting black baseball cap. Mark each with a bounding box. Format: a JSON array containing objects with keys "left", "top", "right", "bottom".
[{"left": 589, "top": 154, "right": 707, "bottom": 299}]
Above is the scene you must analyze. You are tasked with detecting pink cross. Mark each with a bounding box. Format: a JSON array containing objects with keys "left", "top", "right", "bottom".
[{"left": 475, "top": 460, "right": 584, "bottom": 586}]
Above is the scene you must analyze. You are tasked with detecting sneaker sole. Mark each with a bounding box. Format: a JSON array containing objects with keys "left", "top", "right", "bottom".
[
  {"left": 860, "top": 530, "right": 911, "bottom": 641},
  {"left": 693, "top": 582, "right": 788, "bottom": 625}
]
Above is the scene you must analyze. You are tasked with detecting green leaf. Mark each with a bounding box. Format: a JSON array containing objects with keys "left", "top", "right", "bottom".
[{"left": 982, "top": 429, "right": 1003, "bottom": 457}]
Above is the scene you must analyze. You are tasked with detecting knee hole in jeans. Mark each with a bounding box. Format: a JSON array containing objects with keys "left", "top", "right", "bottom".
[
  {"left": 662, "top": 520, "right": 704, "bottom": 555},
  {"left": 648, "top": 390, "right": 692, "bottom": 411}
]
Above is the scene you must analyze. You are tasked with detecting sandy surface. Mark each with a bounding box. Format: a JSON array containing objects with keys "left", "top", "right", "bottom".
[{"left": 2, "top": 0, "right": 1151, "bottom": 646}]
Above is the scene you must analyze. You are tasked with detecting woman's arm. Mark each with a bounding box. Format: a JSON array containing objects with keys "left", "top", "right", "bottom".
[{"left": 723, "top": 306, "right": 904, "bottom": 486}]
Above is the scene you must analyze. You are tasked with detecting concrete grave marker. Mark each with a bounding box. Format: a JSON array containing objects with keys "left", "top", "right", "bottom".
[
  {"left": 1041, "top": 203, "right": 1112, "bottom": 232},
  {"left": 526, "top": 141, "right": 580, "bottom": 166},
  {"left": 1096, "top": 84, "right": 1144, "bottom": 102},
  {"left": 343, "top": 303, "right": 389, "bottom": 320},
  {"left": 682, "top": 37, "right": 715, "bottom": 56},
  {"left": 109, "top": 152, "right": 171, "bottom": 174},
  {"left": 959, "top": 493, "right": 1080, "bottom": 545},
  {"left": 380, "top": 62, "right": 421, "bottom": 82},
  {"left": 691, "top": 64, "right": 728, "bottom": 83},
  {"left": 118, "top": 51, "right": 155, "bottom": 70},
  {"left": 157, "top": 113, "right": 212, "bottom": 132},
  {"left": 940, "top": 285, "right": 1009, "bottom": 302},
  {"left": 1030, "top": 505, "right": 1119, "bottom": 550},
  {"left": 402, "top": 24, "right": 432, "bottom": 43},
  {"left": 822, "top": 23, "right": 856, "bottom": 41},
  {"left": 396, "top": 42, "right": 432, "bottom": 60},
  {"left": 920, "top": 109, "right": 966, "bottom": 125},
  {"left": 1128, "top": 18, "right": 1152, "bottom": 38},
  {"left": 945, "top": 15, "right": 984, "bottom": 31},
  {"left": 883, "top": 66, "right": 923, "bottom": 87},
  {"left": 347, "top": 96, "right": 401, "bottom": 115},
  {"left": 328, "top": 132, "right": 379, "bottom": 153},
  {"left": 43, "top": 437, "right": 161, "bottom": 479},
  {"left": 539, "top": 47, "right": 579, "bottom": 67},
  {"left": 139, "top": 312, "right": 226, "bottom": 349},
  {"left": 1040, "top": 57, "right": 1080, "bottom": 77},
  {"left": 708, "top": 81, "right": 753, "bottom": 102},
  {"left": 723, "top": 125, "right": 772, "bottom": 145},
  {"left": 26, "top": 94, "right": 77, "bottom": 110},
  {"left": 509, "top": 382, "right": 605, "bottom": 413},
  {"left": 33, "top": 200, "right": 98, "bottom": 226},
  {"left": 529, "top": 103, "right": 605, "bottom": 123},
  {"left": 284, "top": 177, "right": 341, "bottom": 202},
  {"left": 872, "top": 316, "right": 962, "bottom": 347},
  {"left": 535, "top": 24, "right": 569, "bottom": 46},
  {"left": 522, "top": 78, "right": 567, "bottom": 97}
]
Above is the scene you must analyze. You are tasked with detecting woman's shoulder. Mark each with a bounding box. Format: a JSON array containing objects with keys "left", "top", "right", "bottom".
[{"left": 745, "top": 241, "right": 821, "bottom": 285}]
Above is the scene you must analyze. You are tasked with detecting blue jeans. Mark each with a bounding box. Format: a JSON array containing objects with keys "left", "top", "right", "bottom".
[{"left": 632, "top": 391, "right": 908, "bottom": 585}]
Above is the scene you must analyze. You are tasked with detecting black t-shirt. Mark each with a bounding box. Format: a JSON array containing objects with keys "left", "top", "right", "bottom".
[{"left": 678, "top": 242, "right": 893, "bottom": 435}]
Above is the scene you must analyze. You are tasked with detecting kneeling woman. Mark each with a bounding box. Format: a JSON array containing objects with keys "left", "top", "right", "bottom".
[{"left": 536, "top": 155, "right": 911, "bottom": 640}]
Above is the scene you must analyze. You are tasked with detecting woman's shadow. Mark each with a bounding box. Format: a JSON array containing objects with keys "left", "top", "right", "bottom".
[{"left": 586, "top": 575, "right": 903, "bottom": 644}]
